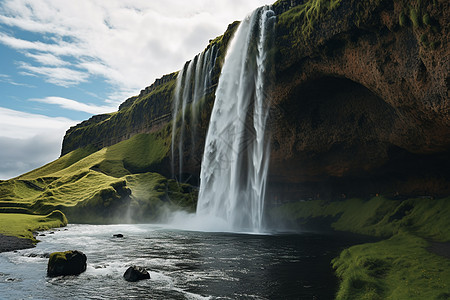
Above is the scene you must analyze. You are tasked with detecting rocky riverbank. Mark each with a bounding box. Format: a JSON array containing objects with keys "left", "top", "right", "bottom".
[{"left": 0, "top": 234, "right": 34, "bottom": 253}]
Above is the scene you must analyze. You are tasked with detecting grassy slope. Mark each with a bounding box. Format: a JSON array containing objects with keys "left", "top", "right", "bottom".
[
  {"left": 275, "top": 196, "right": 450, "bottom": 299},
  {"left": 0, "top": 126, "right": 196, "bottom": 234},
  {"left": 0, "top": 211, "right": 67, "bottom": 242}
]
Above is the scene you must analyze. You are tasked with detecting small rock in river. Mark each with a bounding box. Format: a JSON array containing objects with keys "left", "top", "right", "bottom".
[
  {"left": 113, "top": 234, "right": 124, "bottom": 238},
  {"left": 123, "top": 265, "right": 150, "bottom": 282}
]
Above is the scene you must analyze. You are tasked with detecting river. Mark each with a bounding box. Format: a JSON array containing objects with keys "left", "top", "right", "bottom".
[{"left": 0, "top": 224, "right": 371, "bottom": 299}]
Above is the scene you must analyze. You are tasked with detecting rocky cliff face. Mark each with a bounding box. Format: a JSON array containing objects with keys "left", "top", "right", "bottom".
[
  {"left": 61, "top": 0, "right": 449, "bottom": 198},
  {"left": 61, "top": 72, "right": 177, "bottom": 156},
  {"left": 267, "top": 0, "right": 449, "bottom": 198}
]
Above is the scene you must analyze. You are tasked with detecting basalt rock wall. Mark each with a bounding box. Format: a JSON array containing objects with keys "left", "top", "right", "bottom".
[{"left": 267, "top": 0, "right": 449, "bottom": 199}]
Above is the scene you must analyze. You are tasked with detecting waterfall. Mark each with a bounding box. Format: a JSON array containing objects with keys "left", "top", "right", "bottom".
[
  {"left": 171, "top": 46, "right": 217, "bottom": 180},
  {"left": 196, "top": 6, "right": 276, "bottom": 232}
]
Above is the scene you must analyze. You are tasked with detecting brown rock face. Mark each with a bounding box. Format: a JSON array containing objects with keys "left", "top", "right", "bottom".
[{"left": 267, "top": 0, "right": 449, "bottom": 199}]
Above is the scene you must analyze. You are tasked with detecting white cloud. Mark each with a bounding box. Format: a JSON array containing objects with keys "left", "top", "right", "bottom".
[
  {"left": 18, "top": 62, "right": 89, "bottom": 87},
  {"left": 0, "top": 106, "right": 77, "bottom": 139},
  {"left": 0, "top": 32, "right": 86, "bottom": 56},
  {"left": 0, "top": 134, "right": 62, "bottom": 179},
  {"left": 0, "top": 0, "right": 272, "bottom": 97},
  {"left": 30, "top": 96, "right": 117, "bottom": 114},
  {"left": 25, "top": 52, "right": 68, "bottom": 66},
  {"left": 0, "top": 107, "right": 79, "bottom": 179}
]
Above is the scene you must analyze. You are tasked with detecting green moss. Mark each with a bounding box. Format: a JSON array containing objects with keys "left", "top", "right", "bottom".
[
  {"left": 277, "top": 0, "right": 342, "bottom": 44},
  {"left": 332, "top": 233, "right": 450, "bottom": 299},
  {"left": 105, "top": 132, "right": 170, "bottom": 174},
  {"left": 0, "top": 211, "right": 67, "bottom": 241},
  {"left": 48, "top": 250, "right": 72, "bottom": 267},
  {"left": 20, "top": 145, "right": 98, "bottom": 180},
  {"left": 420, "top": 34, "right": 429, "bottom": 47},
  {"left": 399, "top": 11, "right": 409, "bottom": 27},
  {"left": 430, "top": 41, "right": 440, "bottom": 49},
  {"left": 276, "top": 196, "right": 450, "bottom": 241},
  {"left": 409, "top": 7, "right": 421, "bottom": 28},
  {"left": 422, "top": 13, "right": 431, "bottom": 26}
]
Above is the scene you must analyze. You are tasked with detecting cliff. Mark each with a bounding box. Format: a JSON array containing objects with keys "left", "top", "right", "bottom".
[
  {"left": 267, "top": 0, "right": 450, "bottom": 198},
  {"left": 61, "top": 0, "right": 449, "bottom": 198}
]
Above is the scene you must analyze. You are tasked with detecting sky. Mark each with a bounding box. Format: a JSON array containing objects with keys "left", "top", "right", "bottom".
[{"left": 0, "top": 0, "right": 271, "bottom": 180}]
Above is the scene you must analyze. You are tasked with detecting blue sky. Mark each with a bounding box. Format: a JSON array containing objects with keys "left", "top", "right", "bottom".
[{"left": 0, "top": 0, "right": 270, "bottom": 179}]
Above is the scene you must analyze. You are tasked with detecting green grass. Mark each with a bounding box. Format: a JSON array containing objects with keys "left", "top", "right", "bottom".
[
  {"left": 275, "top": 196, "right": 450, "bottom": 298},
  {"left": 276, "top": 196, "right": 450, "bottom": 240},
  {"left": 19, "top": 145, "right": 98, "bottom": 179},
  {"left": 0, "top": 211, "right": 67, "bottom": 241},
  {"left": 0, "top": 128, "right": 195, "bottom": 225},
  {"left": 332, "top": 233, "right": 450, "bottom": 299}
]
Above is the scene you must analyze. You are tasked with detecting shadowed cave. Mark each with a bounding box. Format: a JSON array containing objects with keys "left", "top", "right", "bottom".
[{"left": 266, "top": 76, "right": 450, "bottom": 202}]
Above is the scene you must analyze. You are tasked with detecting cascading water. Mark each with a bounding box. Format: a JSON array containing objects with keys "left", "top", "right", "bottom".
[
  {"left": 196, "top": 6, "right": 276, "bottom": 233},
  {"left": 171, "top": 46, "right": 217, "bottom": 180}
]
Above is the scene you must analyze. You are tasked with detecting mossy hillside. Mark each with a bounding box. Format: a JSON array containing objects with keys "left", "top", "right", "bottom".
[
  {"left": 61, "top": 76, "right": 177, "bottom": 155},
  {"left": 0, "top": 128, "right": 196, "bottom": 225},
  {"left": 0, "top": 211, "right": 67, "bottom": 242},
  {"left": 332, "top": 233, "right": 450, "bottom": 299},
  {"left": 19, "top": 145, "right": 98, "bottom": 180},
  {"left": 275, "top": 196, "right": 450, "bottom": 298},
  {"left": 277, "top": 196, "right": 450, "bottom": 240}
]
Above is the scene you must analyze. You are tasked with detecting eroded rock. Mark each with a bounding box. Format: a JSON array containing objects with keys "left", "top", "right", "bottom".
[{"left": 47, "top": 250, "right": 87, "bottom": 277}]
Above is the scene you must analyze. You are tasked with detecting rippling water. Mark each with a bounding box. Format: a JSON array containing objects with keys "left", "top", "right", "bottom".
[{"left": 0, "top": 224, "right": 369, "bottom": 299}]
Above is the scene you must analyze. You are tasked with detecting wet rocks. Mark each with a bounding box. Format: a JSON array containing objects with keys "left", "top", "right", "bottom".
[
  {"left": 47, "top": 250, "right": 87, "bottom": 277},
  {"left": 123, "top": 265, "right": 150, "bottom": 282}
]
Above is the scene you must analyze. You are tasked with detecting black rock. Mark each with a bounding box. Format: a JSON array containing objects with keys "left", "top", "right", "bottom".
[
  {"left": 47, "top": 250, "right": 87, "bottom": 277},
  {"left": 113, "top": 234, "right": 124, "bottom": 238},
  {"left": 123, "top": 265, "right": 150, "bottom": 282}
]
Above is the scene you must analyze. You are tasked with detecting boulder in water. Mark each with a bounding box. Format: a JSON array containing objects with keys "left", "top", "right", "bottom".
[
  {"left": 113, "top": 234, "right": 124, "bottom": 238},
  {"left": 47, "top": 250, "right": 87, "bottom": 277},
  {"left": 123, "top": 265, "right": 150, "bottom": 282}
]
